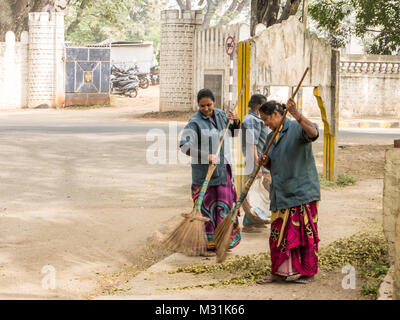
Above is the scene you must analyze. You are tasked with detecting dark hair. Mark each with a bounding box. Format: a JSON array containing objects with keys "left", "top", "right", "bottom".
[
  {"left": 259, "top": 100, "right": 286, "bottom": 116},
  {"left": 197, "top": 88, "right": 215, "bottom": 103},
  {"left": 248, "top": 94, "right": 266, "bottom": 111}
]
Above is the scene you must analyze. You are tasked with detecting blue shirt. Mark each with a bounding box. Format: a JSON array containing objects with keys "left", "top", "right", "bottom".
[
  {"left": 242, "top": 110, "right": 270, "bottom": 174},
  {"left": 263, "top": 118, "right": 320, "bottom": 211},
  {"left": 179, "top": 108, "right": 240, "bottom": 186}
]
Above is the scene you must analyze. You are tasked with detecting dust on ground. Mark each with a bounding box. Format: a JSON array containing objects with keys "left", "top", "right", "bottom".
[{"left": 91, "top": 90, "right": 392, "bottom": 300}]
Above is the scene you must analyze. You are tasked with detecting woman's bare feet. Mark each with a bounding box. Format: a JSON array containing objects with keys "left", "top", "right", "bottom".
[
  {"left": 256, "top": 274, "right": 287, "bottom": 284},
  {"left": 293, "top": 275, "right": 315, "bottom": 284}
]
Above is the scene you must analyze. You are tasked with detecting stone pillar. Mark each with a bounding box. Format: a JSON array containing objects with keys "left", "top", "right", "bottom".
[
  {"left": 28, "top": 12, "right": 65, "bottom": 108},
  {"left": 383, "top": 148, "right": 400, "bottom": 262},
  {"left": 159, "top": 10, "right": 203, "bottom": 112},
  {"left": 395, "top": 211, "right": 400, "bottom": 299},
  {"left": 382, "top": 145, "right": 400, "bottom": 299}
]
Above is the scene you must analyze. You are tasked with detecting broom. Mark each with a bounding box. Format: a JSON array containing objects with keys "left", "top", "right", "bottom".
[
  {"left": 214, "top": 67, "right": 310, "bottom": 263},
  {"left": 163, "top": 69, "right": 251, "bottom": 256}
]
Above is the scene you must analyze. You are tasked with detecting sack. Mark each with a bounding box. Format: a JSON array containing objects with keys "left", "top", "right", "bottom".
[{"left": 245, "top": 175, "right": 271, "bottom": 224}]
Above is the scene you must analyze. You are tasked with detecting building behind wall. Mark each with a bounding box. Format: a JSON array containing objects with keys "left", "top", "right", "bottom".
[{"left": 105, "top": 40, "right": 156, "bottom": 73}]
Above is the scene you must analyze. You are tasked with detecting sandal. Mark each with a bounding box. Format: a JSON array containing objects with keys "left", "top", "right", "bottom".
[
  {"left": 293, "top": 276, "right": 315, "bottom": 284},
  {"left": 256, "top": 275, "right": 287, "bottom": 284}
]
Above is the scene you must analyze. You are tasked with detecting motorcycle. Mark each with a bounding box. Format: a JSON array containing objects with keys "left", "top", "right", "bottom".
[
  {"left": 110, "top": 65, "right": 140, "bottom": 98},
  {"left": 128, "top": 65, "right": 150, "bottom": 89},
  {"left": 150, "top": 65, "right": 159, "bottom": 85}
]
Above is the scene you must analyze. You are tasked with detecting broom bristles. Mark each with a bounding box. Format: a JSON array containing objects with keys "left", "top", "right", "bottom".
[
  {"left": 216, "top": 222, "right": 233, "bottom": 263},
  {"left": 163, "top": 208, "right": 208, "bottom": 256},
  {"left": 213, "top": 211, "right": 234, "bottom": 263}
]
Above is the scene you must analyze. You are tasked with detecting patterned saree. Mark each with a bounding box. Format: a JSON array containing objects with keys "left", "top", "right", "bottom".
[
  {"left": 269, "top": 201, "right": 320, "bottom": 277},
  {"left": 191, "top": 165, "right": 241, "bottom": 250}
]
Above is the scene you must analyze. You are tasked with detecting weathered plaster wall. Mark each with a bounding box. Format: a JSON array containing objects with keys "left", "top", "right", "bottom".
[
  {"left": 249, "top": 15, "right": 339, "bottom": 136},
  {"left": 395, "top": 211, "right": 400, "bottom": 300},
  {"left": 383, "top": 149, "right": 400, "bottom": 263},
  {"left": 339, "top": 55, "right": 400, "bottom": 118},
  {"left": 0, "top": 31, "right": 29, "bottom": 109}
]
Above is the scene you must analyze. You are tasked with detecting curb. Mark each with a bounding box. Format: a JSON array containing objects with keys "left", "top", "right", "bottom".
[{"left": 311, "top": 120, "right": 400, "bottom": 129}]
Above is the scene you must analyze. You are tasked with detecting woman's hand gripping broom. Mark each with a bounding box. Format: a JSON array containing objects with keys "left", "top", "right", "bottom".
[
  {"left": 213, "top": 67, "right": 310, "bottom": 263},
  {"left": 163, "top": 70, "right": 251, "bottom": 257}
]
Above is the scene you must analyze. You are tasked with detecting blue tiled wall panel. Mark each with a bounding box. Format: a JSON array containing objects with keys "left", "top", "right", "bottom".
[
  {"left": 66, "top": 48, "right": 89, "bottom": 61},
  {"left": 75, "top": 64, "right": 84, "bottom": 92},
  {"left": 92, "top": 63, "right": 101, "bottom": 91},
  {"left": 78, "top": 61, "right": 99, "bottom": 71},
  {"left": 101, "top": 62, "right": 110, "bottom": 93},
  {"left": 89, "top": 49, "right": 110, "bottom": 61},
  {"left": 65, "top": 62, "right": 75, "bottom": 92},
  {"left": 80, "top": 83, "right": 98, "bottom": 93}
]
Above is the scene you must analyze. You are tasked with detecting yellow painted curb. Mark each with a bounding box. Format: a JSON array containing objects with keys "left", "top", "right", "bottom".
[{"left": 380, "top": 122, "right": 391, "bottom": 128}]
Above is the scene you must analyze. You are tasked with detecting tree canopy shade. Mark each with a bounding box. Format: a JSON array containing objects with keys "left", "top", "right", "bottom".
[
  {"left": 65, "top": 0, "right": 162, "bottom": 47},
  {"left": 309, "top": 0, "right": 400, "bottom": 55}
]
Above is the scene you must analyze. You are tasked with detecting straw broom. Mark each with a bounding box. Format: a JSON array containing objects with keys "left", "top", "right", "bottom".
[
  {"left": 214, "top": 67, "right": 310, "bottom": 263},
  {"left": 163, "top": 70, "right": 251, "bottom": 256}
]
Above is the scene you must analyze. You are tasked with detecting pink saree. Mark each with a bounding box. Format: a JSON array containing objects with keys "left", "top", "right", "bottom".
[{"left": 269, "top": 201, "right": 319, "bottom": 277}]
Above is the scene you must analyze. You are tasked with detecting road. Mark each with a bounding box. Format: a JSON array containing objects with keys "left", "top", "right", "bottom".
[{"left": 0, "top": 102, "right": 398, "bottom": 299}]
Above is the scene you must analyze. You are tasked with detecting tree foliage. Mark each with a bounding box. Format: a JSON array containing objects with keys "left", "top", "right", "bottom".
[
  {"left": 0, "top": 0, "right": 69, "bottom": 41},
  {"left": 309, "top": 0, "right": 400, "bottom": 54},
  {"left": 65, "top": 0, "right": 163, "bottom": 47}
]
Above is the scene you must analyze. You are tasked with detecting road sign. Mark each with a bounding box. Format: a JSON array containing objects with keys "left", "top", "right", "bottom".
[{"left": 225, "top": 36, "right": 235, "bottom": 56}]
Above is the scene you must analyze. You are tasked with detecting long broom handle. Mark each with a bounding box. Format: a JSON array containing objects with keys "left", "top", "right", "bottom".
[
  {"left": 230, "top": 67, "right": 310, "bottom": 219},
  {"left": 193, "top": 69, "right": 251, "bottom": 213}
]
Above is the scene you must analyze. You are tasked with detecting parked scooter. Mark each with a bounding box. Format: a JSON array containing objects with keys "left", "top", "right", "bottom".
[
  {"left": 110, "top": 65, "right": 140, "bottom": 98},
  {"left": 129, "top": 64, "right": 150, "bottom": 89}
]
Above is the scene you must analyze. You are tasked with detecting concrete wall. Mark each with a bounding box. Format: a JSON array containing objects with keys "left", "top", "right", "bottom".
[
  {"left": 0, "top": 31, "right": 29, "bottom": 109},
  {"left": 383, "top": 148, "right": 400, "bottom": 263},
  {"left": 250, "top": 16, "right": 339, "bottom": 136},
  {"left": 383, "top": 147, "right": 400, "bottom": 300},
  {"left": 339, "top": 54, "right": 400, "bottom": 118},
  {"left": 0, "top": 12, "right": 65, "bottom": 109},
  {"left": 396, "top": 211, "right": 400, "bottom": 300}
]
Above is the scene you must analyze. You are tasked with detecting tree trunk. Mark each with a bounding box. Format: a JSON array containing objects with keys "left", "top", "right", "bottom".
[
  {"left": 227, "top": 0, "right": 239, "bottom": 12},
  {"left": 0, "top": 0, "right": 70, "bottom": 41},
  {"left": 278, "top": 0, "right": 301, "bottom": 23},
  {"left": 66, "top": 0, "right": 87, "bottom": 35},
  {"left": 250, "top": 0, "right": 302, "bottom": 36},
  {"left": 236, "top": 0, "right": 249, "bottom": 14}
]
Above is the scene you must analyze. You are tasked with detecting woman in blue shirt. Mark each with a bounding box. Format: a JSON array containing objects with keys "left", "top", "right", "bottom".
[
  {"left": 256, "top": 98, "right": 320, "bottom": 284},
  {"left": 179, "top": 88, "right": 242, "bottom": 256}
]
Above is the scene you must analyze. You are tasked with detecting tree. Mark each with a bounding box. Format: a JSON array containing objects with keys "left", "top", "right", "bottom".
[
  {"left": 172, "top": 0, "right": 302, "bottom": 33},
  {"left": 309, "top": 0, "right": 400, "bottom": 55},
  {"left": 172, "top": 0, "right": 250, "bottom": 29},
  {"left": 250, "top": 0, "right": 302, "bottom": 36},
  {"left": 65, "top": 0, "right": 163, "bottom": 47},
  {"left": 0, "top": 0, "right": 70, "bottom": 41}
]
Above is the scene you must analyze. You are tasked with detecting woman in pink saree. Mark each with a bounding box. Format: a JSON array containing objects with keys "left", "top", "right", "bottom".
[{"left": 256, "top": 98, "right": 320, "bottom": 284}]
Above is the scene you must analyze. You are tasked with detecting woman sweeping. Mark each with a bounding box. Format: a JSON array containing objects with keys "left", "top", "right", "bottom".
[
  {"left": 256, "top": 98, "right": 320, "bottom": 284},
  {"left": 179, "top": 88, "right": 241, "bottom": 257}
]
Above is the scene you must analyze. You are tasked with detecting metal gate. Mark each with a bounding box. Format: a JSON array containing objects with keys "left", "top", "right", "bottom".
[{"left": 65, "top": 46, "right": 110, "bottom": 106}]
